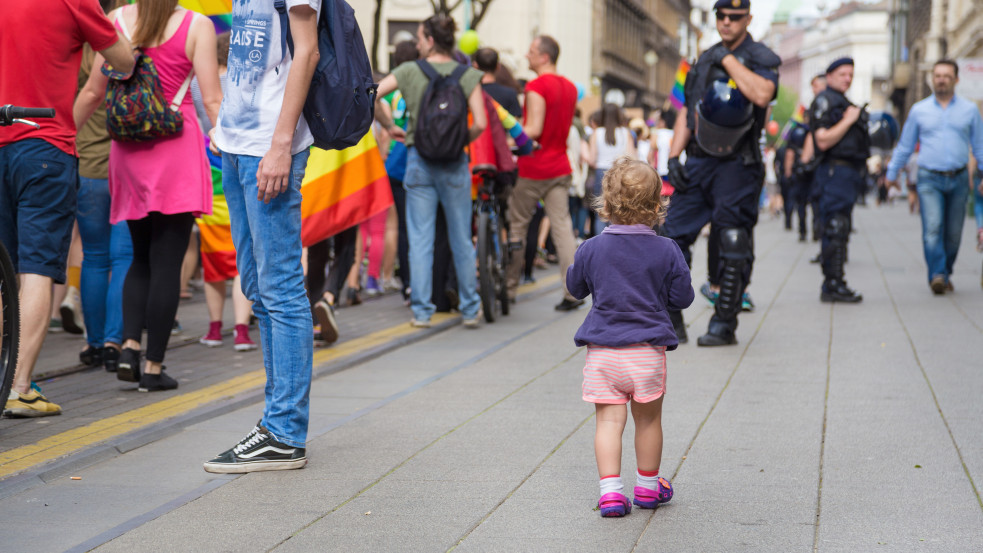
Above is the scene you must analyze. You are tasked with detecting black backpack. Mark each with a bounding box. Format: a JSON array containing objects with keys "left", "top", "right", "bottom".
[
  {"left": 275, "top": 0, "right": 378, "bottom": 151},
  {"left": 414, "top": 60, "right": 470, "bottom": 162}
]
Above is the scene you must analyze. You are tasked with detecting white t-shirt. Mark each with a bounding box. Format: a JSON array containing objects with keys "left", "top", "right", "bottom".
[
  {"left": 214, "top": 0, "right": 319, "bottom": 157},
  {"left": 594, "top": 127, "right": 631, "bottom": 170},
  {"left": 655, "top": 128, "right": 673, "bottom": 177}
]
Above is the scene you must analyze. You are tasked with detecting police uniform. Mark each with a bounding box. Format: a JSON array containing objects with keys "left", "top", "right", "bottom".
[
  {"left": 663, "top": 0, "right": 780, "bottom": 345},
  {"left": 808, "top": 58, "right": 870, "bottom": 303},
  {"left": 786, "top": 123, "right": 810, "bottom": 241}
]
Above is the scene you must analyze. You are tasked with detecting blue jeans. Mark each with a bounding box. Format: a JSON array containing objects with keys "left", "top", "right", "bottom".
[
  {"left": 403, "top": 147, "right": 479, "bottom": 321},
  {"left": 916, "top": 168, "right": 969, "bottom": 284},
  {"left": 223, "top": 150, "right": 312, "bottom": 448},
  {"left": 77, "top": 177, "right": 133, "bottom": 347}
]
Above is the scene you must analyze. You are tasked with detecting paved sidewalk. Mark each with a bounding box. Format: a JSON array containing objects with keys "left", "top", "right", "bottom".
[{"left": 1, "top": 203, "right": 981, "bottom": 552}]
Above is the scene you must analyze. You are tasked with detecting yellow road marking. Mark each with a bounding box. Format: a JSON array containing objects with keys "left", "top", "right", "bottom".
[
  {"left": 0, "top": 273, "right": 562, "bottom": 479},
  {"left": 0, "top": 313, "right": 456, "bottom": 479}
]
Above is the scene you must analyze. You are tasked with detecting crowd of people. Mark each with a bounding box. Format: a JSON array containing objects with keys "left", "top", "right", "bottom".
[{"left": 4, "top": 0, "right": 983, "bottom": 516}]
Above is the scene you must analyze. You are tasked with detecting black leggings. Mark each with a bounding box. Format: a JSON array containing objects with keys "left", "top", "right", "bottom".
[
  {"left": 123, "top": 212, "right": 195, "bottom": 363},
  {"left": 306, "top": 225, "right": 357, "bottom": 309}
]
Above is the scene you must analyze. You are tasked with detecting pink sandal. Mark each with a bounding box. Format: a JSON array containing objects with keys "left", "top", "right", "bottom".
[
  {"left": 597, "top": 492, "right": 631, "bottom": 517},
  {"left": 632, "top": 477, "right": 674, "bottom": 509}
]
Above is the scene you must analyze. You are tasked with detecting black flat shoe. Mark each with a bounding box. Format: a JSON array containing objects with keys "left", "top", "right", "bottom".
[
  {"left": 117, "top": 348, "right": 142, "bottom": 382},
  {"left": 103, "top": 347, "right": 121, "bottom": 372},
  {"left": 554, "top": 298, "right": 585, "bottom": 312},
  {"left": 138, "top": 368, "right": 178, "bottom": 392},
  {"left": 79, "top": 346, "right": 104, "bottom": 367},
  {"left": 697, "top": 331, "right": 738, "bottom": 347}
]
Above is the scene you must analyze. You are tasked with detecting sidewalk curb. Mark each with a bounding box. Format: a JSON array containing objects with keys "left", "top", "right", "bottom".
[{"left": 0, "top": 280, "right": 560, "bottom": 500}]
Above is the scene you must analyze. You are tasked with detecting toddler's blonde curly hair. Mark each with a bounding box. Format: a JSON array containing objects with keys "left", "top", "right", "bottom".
[{"left": 593, "top": 156, "right": 668, "bottom": 226}]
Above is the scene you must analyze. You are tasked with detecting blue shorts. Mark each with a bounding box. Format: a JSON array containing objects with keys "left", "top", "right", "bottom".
[{"left": 0, "top": 138, "right": 78, "bottom": 283}]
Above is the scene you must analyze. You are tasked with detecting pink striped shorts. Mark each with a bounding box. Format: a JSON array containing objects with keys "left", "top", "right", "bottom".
[{"left": 582, "top": 344, "right": 667, "bottom": 404}]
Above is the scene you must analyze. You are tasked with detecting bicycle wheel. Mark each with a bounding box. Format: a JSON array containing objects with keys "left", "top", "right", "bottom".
[
  {"left": 497, "top": 231, "right": 510, "bottom": 317},
  {"left": 477, "top": 211, "right": 497, "bottom": 323},
  {"left": 0, "top": 240, "right": 19, "bottom": 407}
]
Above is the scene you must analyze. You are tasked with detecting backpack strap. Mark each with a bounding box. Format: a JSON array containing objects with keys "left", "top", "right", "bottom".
[
  {"left": 115, "top": 6, "right": 133, "bottom": 40},
  {"left": 415, "top": 59, "right": 441, "bottom": 82},
  {"left": 449, "top": 63, "right": 468, "bottom": 84},
  {"left": 274, "top": 0, "right": 295, "bottom": 64}
]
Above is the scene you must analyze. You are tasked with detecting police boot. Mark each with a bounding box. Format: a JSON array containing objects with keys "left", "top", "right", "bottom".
[
  {"left": 820, "top": 215, "right": 862, "bottom": 303},
  {"left": 697, "top": 228, "right": 747, "bottom": 347},
  {"left": 669, "top": 310, "right": 687, "bottom": 344}
]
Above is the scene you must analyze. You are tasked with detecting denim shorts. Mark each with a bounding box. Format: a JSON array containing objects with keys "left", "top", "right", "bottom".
[{"left": 0, "top": 138, "right": 78, "bottom": 283}]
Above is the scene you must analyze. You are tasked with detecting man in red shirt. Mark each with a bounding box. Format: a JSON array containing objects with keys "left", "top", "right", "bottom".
[
  {"left": 506, "top": 35, "right": 582, "bottom": 311},
  {"left": 0, "top": 0, "right": 133, "bottom": 417}
]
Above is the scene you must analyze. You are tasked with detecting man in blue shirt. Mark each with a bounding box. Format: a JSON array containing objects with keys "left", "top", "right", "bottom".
[{"left": 886, "top": 59, "right": 983, "bottom": 294}]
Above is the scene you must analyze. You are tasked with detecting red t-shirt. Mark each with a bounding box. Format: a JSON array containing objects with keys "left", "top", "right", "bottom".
[
  {"left": 517, "top": 73, "right": 577, "bottom": 180},
  {"left": 0, "top": 0, "right": 119, "bottom": 156}
]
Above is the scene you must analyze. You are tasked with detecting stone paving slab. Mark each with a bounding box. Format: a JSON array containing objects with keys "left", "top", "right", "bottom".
[{"left": 0, "top": 204, "right": 980, "bottom": 552}]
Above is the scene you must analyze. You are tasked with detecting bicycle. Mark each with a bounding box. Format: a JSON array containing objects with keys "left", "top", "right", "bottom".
[
  {"left": 472, "top": 164, "right": 511, "bottom": 323},
  {"left": 0, "top": 104, "right": 55, "bottom": 406}
]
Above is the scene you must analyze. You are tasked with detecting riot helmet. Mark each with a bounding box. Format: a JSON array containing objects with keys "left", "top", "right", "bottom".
[
  {"left": 695, "top": 77, "right": 754, "bottom": 157},
  {"left": 867, "top": 111, "right": 899, "bottom": 151},
  {"left": 788, "top": 123, "right": 809, "bottom": 149}
]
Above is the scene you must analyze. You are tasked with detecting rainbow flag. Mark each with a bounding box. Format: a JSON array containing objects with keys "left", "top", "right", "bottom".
[
  {"left": 670, "top": 59, "right": 691, "bottom": 110},
  {"left": 300, "top": 133, "right": 393, "bottom": 247},
  {"left": 197, "top": 143, "right": 238, "bottom": 282},
  {"left": 178, "top": 0, "right": 232, "bottom": 33},
  {"left": 492, "top": 101, "right": 534, "bottom": 155},
  {"left": 791, "top": 104, "right": 806, "bottom": 123}
]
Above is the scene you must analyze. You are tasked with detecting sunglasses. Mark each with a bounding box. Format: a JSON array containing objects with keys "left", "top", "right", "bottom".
[{"left": 715, "top": 11, "right": 748, "bottom": 22}]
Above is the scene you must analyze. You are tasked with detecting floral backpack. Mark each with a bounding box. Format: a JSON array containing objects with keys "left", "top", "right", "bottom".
[{"left": 102, "top": 8, "right": 193, "bottom": 142}]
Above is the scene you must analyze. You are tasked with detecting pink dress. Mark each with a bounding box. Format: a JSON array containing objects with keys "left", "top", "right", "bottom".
[{"left": 108, "top": 10, "right": 212, "bottom": 224}]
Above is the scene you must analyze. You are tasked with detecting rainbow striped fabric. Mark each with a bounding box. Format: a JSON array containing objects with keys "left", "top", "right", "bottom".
[
  {"left": 177, "top": 0, "right": 232, "bottom": 33},
  {"left": 670, "top": 60, "right": 690, "bottom": 110},
  {"left": 492, "top": 101, "right": 534, "bottom": 155},
  {"left": 300, "top": 132, "right": 394, "bottom": 247},
  {"left": 197, "top": 141, "right": 237, "bottom": 282}
]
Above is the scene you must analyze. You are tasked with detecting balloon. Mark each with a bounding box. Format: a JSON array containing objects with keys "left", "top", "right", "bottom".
[
  {"left": 766, "top": 120, "right": 779, "bottom": 135},
  {"left": 458, "top": 30, "right": 480, "bottom": 55},
  {"left": 574, "top": 82, "right": 586, "bottom": 102}
]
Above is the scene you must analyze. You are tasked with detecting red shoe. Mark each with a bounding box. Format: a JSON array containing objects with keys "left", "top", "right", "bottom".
[{"left": 234, "top": 324, "right": 257, "bottom": 352}]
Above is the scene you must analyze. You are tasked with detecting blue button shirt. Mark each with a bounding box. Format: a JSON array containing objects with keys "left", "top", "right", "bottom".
[{"left": 887, "top": 94, "right": 983, "bottom": 181}]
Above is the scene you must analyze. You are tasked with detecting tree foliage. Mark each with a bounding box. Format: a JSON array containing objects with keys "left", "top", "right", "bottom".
[
  {"left": 769, "top": 84, "right": 800, "bottom": 145},
  {"left": 430, "top": 0, "right": 495, "bottom": 29}
]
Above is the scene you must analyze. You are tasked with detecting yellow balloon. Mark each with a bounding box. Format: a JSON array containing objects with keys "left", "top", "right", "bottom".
[{"left": 458, "top": 30, "right": 480, "bottom": 55}]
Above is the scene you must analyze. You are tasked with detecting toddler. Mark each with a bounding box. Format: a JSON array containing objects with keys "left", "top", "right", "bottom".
[{"left": 566, "top": 156, "right": 694, "bottom": 517}]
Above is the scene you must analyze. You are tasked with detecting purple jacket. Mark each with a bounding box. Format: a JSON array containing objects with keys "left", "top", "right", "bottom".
[{"left": 566, "top": 225, "right": 694, "bottom": 349}]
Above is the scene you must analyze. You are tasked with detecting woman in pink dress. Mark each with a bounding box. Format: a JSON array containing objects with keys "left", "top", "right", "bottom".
[{"left": 75, "top": 0, "right": 221, "bottom": 392}]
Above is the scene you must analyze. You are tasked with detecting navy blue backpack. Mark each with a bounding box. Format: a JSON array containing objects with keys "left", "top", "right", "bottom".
[{"left": 275, "top": 0, "right": 378, "bottom": 150}]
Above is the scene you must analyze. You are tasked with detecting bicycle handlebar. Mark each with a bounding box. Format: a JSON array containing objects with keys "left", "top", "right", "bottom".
[{"left": 0, "top": 105, "right": 55, "bottom": 126}]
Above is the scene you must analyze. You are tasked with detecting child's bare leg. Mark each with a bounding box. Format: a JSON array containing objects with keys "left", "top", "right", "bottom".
[
  {"left": 595, "top": 403, "right": 628, "bottom": 477},
  {"left": 631, "top": 396, "right": 664, "bottom": 473}
]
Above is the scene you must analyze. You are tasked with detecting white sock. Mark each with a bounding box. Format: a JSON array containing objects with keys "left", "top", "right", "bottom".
[
  {"left": 636, "top": 470, "right": 660, "bottom": 491},
  {"left": 599, "top": 475, "right": 624, "bottom": 496}
]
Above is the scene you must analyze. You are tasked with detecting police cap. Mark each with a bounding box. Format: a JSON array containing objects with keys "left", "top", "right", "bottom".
[
  {"left": 713, "top": 0, "right": 750, "bottom": 10},
  {"left": 826, "top": 57, "right": 854, "bottom": 75}
]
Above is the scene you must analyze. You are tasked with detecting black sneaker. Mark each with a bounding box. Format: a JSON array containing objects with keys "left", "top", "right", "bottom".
[
  {"left": 138, "top": 369, "right": 178, "bottom": 392},
  {"left": 554, "top": 298, "right": 585, "bottom": 311},
  {"left": 203, "top": 426, "right": 307, "bottom": 473},
  {"left": 103, "top": 346, "right": 120, "bottom": 372},
  {"left": 313, "top": 299, "right": 339, "bottom": 344},
  {"left": 117, "top": 348, "right": 141, "bottom": 382}
]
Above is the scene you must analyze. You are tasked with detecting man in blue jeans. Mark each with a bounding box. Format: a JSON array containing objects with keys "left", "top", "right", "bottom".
[
  {"left": 203, "top": 0, "right": 320, "bottom": 473},
  {"left": 886, "top": 59, "right": 983, "bottom": 295}
]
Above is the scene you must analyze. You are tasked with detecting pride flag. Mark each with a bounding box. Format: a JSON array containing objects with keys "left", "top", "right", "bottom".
[
  {"left": 670, "top": 59, "right": 691, "bottom": 110},
  {"left": 791, "top": 104, "right": 806, "bottom": 123},
  {"left": 197, "top": 143, "right": 238, "bottom": 283},
  {"left": 178, "top": 0, "right": 232, "bottom": 33},
  {"left": 300, "top": 133, "right": 393, "bottom": 247}
]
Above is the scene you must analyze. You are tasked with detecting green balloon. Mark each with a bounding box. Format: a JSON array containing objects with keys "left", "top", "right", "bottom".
[{"left": 458, "top": 30, "right": 480, "bottom": 55}]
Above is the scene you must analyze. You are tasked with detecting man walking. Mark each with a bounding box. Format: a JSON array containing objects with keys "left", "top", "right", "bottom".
[
  {"left": 809, "top": 58, "right": 869, "bottom": 303},
  {"left": 1, "top": 0, "right": 133, "bottom": 417},
  {"left": 203, "top": 0, "right": 320, "bottom": 473},
  {"left": 886, "top": 59, "right": 983, "bottom": 294},
  {"left": 663, "top": 0, "right": 780, "bottom": 346},
  {"left": 506, "top": 35, "right": 582, "bottom": 311}
]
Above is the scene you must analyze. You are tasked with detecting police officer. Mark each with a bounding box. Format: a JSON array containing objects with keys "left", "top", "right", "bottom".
[
  {"left": 808, "top": 58, "right": 869, "bottom": 303},
  {"left": 784, "top": 122, "right": 810, "bottom": 241},
  {"left": 664, "top": 0, "right": 780, "bottom": 346}
]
